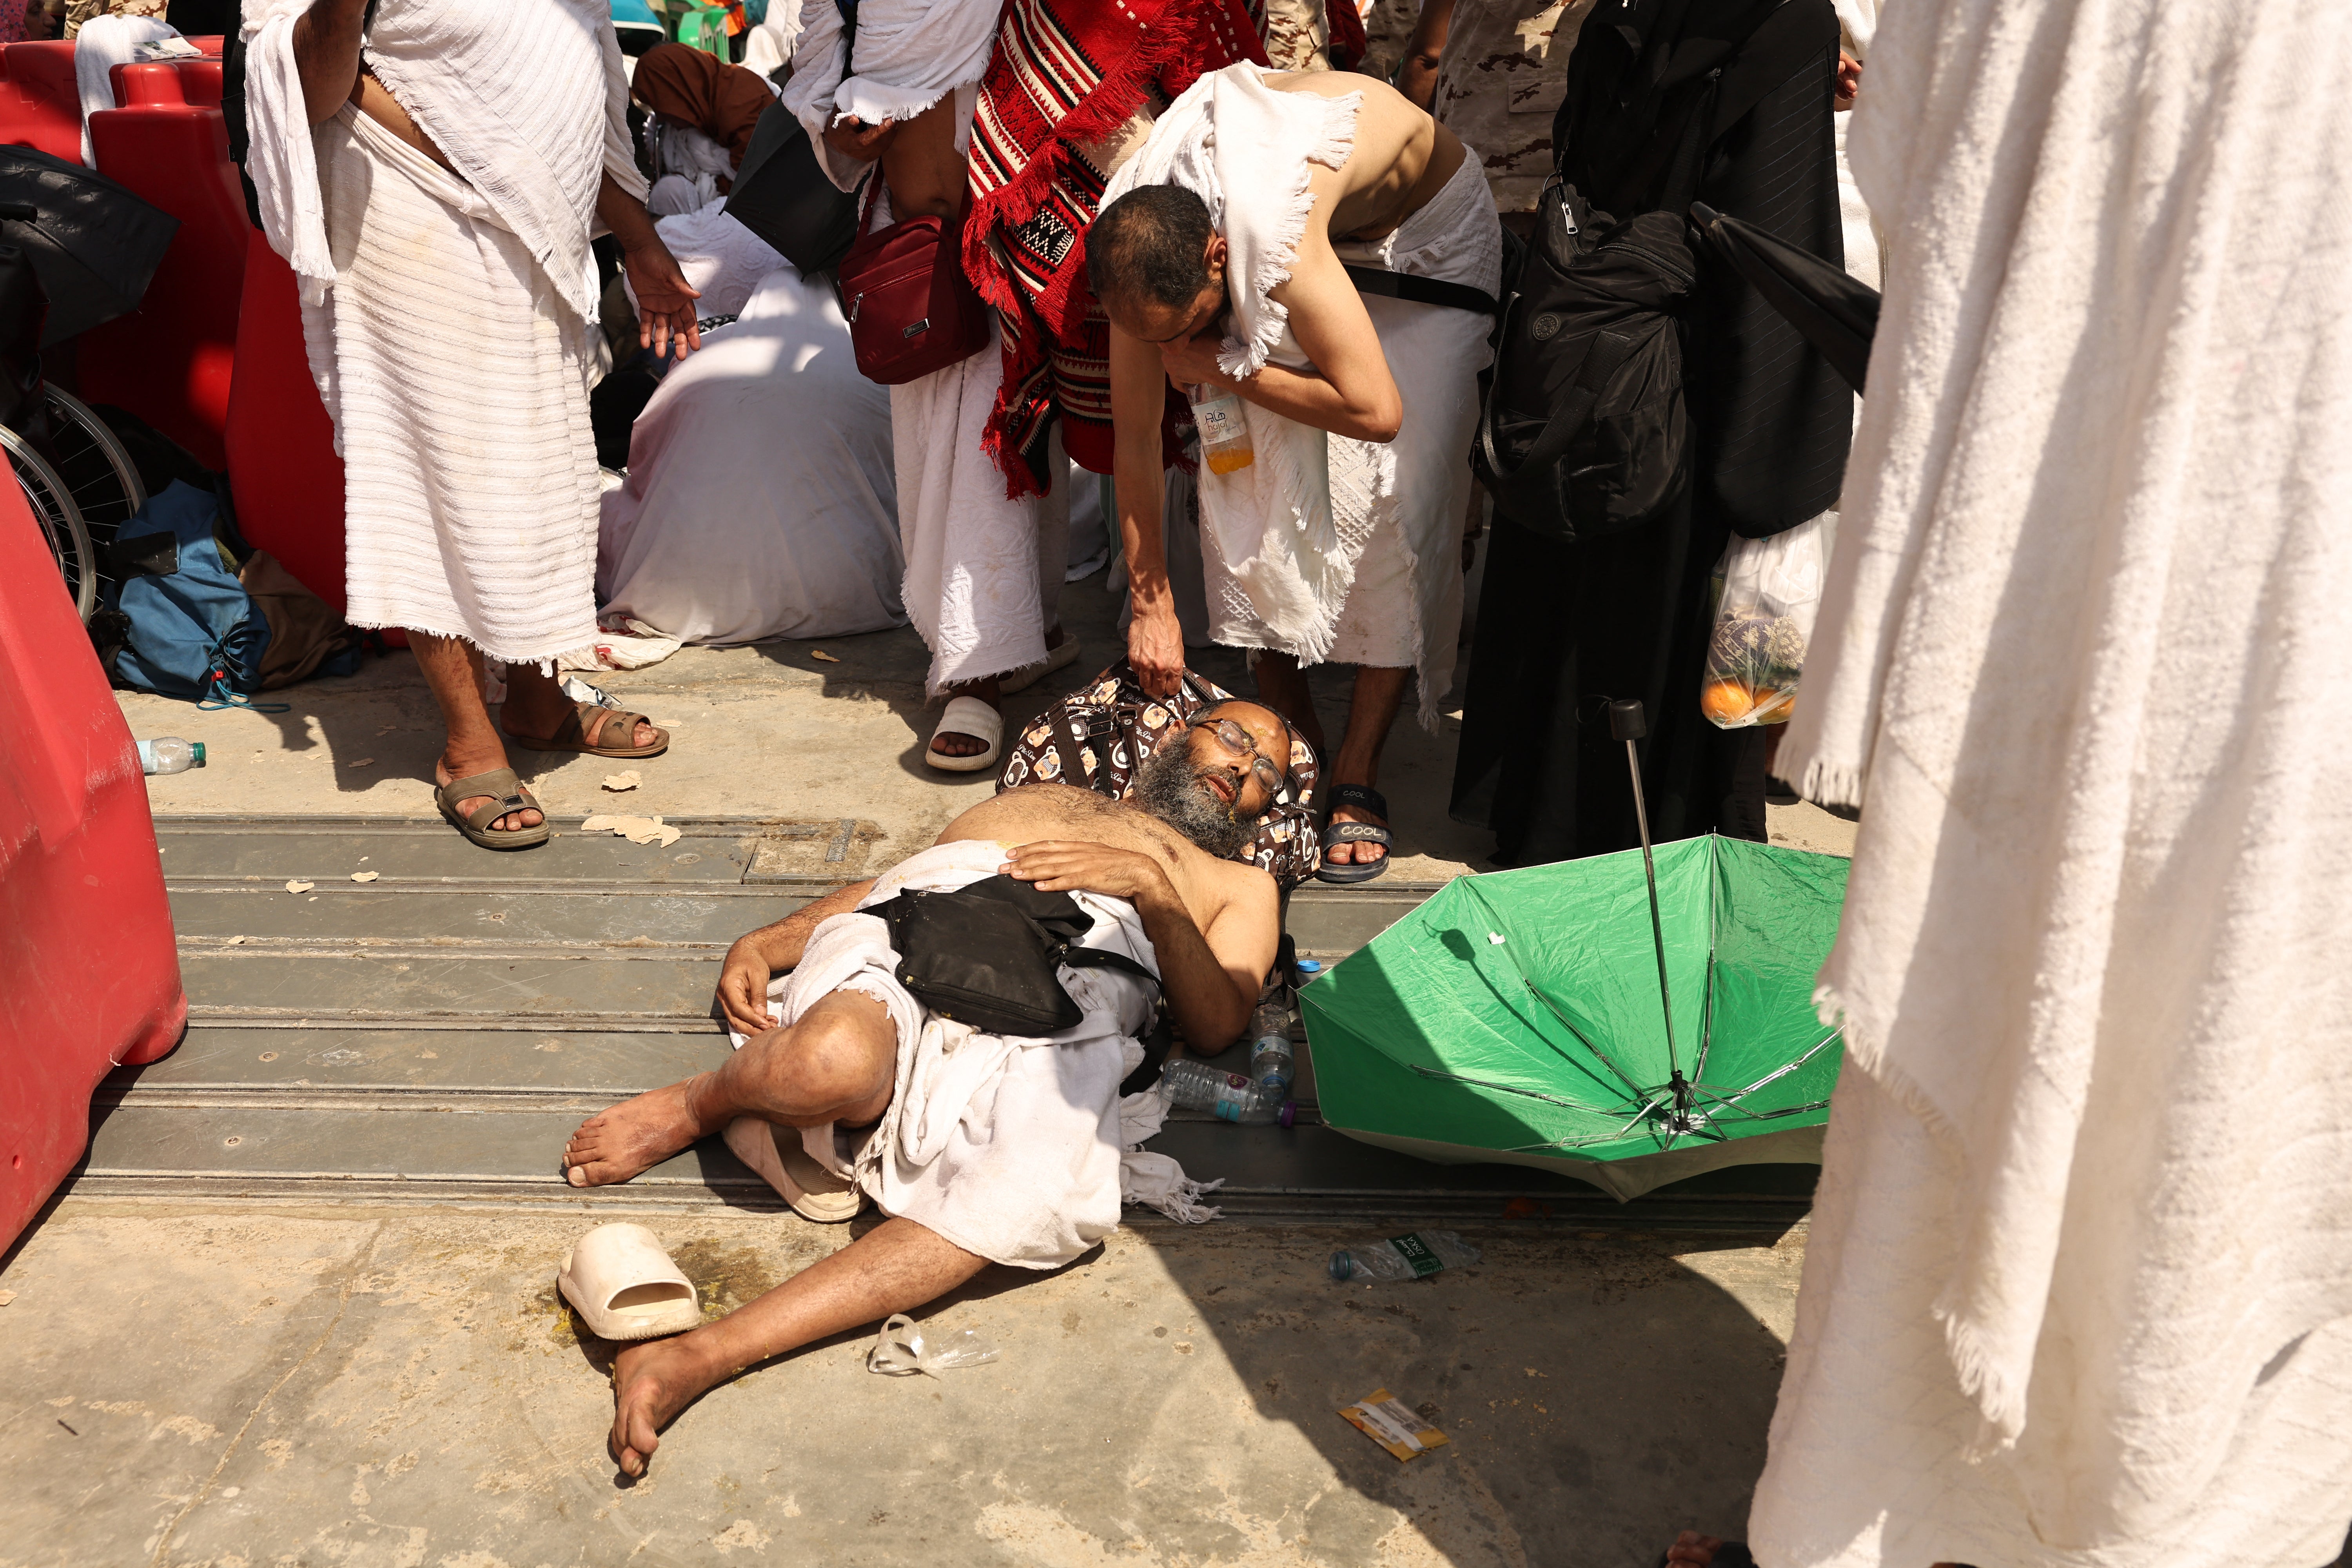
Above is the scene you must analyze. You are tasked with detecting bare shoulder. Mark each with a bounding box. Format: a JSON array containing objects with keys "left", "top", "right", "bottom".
[{"left": 1205, "top": 854, "right": 1280, "bottom": 936}]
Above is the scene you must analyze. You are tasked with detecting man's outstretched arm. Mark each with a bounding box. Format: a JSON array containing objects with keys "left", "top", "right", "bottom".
[
  {"left": 715, "top": 878, "right": 878, "bottom": 1035},
  {"left": 999, "top": 843, "right": 1273, "bottom": 1050}
]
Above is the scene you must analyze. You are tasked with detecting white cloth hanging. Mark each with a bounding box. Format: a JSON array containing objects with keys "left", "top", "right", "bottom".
[{"left": 1756, "top": 1, "right": 2352, "bottom": 1564}]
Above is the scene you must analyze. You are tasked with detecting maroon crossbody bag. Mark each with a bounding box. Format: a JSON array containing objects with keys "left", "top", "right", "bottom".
[{"left": 837, "top": 176, "right": 989, "bottom": 385}]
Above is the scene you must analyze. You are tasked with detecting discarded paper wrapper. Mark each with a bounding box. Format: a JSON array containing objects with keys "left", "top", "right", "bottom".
[
  {"left": 1339, "top": 1389, "right": 1448, "bottom": 1462},
  {"left": 580, "top": 813, "right": 683, "bottom": 849},
  {"left": 601, "top": 770, "right": 642, "bottom": 792}
]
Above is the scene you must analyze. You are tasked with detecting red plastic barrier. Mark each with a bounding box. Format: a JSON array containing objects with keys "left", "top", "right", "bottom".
[
  {"left": 227, "top": 230, "right": 350, "bottom": 612},
  {"left": 0, "top": 474, "right": 184, "bottom": 1254},
  {"left": 0, "top": 41, "right": 83, "bottom": 163},
  {"left": 112, "top": 59, "right": 224, "bottom": 111},
  {"left": 78, "top": 79, "right": 246, "bottom": 468}
]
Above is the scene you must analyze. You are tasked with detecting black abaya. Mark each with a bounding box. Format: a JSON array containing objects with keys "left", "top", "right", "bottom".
[{"left": 1452, "top": 0, "right": 1847, "bottom": 866}]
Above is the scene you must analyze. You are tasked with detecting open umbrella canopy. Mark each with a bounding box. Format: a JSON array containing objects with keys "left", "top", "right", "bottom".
[
  {"left": 1690, "top": 201, "right": 1879, "bottom": 394},
  {"left": 0, "top": 147, "right": 179, "bottom": 346},
  {"left": 1301, "top": 834, "right": 1850, "bottom": 1201}
]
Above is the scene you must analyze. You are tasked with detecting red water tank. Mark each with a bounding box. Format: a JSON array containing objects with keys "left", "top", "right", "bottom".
[
  {"left": 0, "top": 474, "right": 184, "bottom": 1254},
  {"left": 226, "top": 230, "right": 352, "bottom": 613},
  {"left": 112, "top": 58, "right": 224, "bottom": 111},
  {"left": 78, "top": 71, "right": 245, "bottom": 467},
  {"left": 0, "top": 41, "right": 82, "bottom": 164}
]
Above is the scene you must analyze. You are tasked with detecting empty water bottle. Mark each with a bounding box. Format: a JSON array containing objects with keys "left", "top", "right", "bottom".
[
  {"left": 1190, "top": 383, "right": 1255, "bottom": 475},
  {"left": 1160, "top": 1058, "right": 1291, "bottom": 1126},
  {"left": 138, "top": 738, "right": 205, "bottom": 775},
  {"left": 1248, "top": 997, "right": 1294, "bottom": 1097},
  {"left": 1329, "top": 1230, "right": 1483, "bottom": 1283}
]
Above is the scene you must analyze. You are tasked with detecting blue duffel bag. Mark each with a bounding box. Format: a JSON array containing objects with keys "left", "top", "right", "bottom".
[{"left": 99, "top": 480, "right": 274, "bottom": 707}]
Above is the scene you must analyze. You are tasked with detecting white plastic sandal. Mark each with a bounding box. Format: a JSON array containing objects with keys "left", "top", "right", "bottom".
[
  {"left": 723, "top": 1116, "right": 864, "bottom": 1222},
  {"left": 557, "top": 1223, "right": 702, "bottom": 1341},
  {"left": 926, "top": 694, "right": 1004, "bottom": 773}
]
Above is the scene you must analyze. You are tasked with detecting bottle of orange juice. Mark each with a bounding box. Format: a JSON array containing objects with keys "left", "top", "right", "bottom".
[{"left": 1190, "top": 383, "right": 1255, "bottom": 475}]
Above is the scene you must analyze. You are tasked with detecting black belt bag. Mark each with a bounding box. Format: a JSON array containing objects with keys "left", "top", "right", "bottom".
[{"left": 869, "top": 875, "right": 1160, "bottom": 1037}]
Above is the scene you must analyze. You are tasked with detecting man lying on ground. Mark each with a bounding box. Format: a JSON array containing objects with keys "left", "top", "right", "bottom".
[
  {"left": 560, "top": 701, "right": 1294, "bottom": 1476},
  {"left": 1093, "top": 64, "right": 1501, "bottom": 885}
]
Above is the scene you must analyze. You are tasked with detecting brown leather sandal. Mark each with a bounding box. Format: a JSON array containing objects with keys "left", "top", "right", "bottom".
[
  {"left": 502, "top": 701, "right": 669, "bottom": 760},
  {"left": 434, "top": 767, "right": 550, "bottom": 850}
]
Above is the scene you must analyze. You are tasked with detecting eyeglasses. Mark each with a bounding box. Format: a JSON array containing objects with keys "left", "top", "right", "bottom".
[{"left": 1203, "top": 716, "right": 1285, "bottom": 792}]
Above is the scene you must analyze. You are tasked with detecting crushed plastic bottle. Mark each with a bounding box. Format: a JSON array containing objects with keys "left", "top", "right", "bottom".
[
  {"left": 1160, "top": 1057, "right": 1293, "bottom": 1126},
  {"left": 867, "top": 1313, "right": 1000, "bottom": 1378},
  {"left": 137, "top": 737, "right": 205, "bottom": 775},
  {"left": 1329, "top": 1231, "right": 1483, "bottom": 1283},
  {"left": 1190, "top": 383, "right": 1255, "bottom": 475},
  {"left": 1247, "top": 996, "right": 1294, "bottom": 1097}
]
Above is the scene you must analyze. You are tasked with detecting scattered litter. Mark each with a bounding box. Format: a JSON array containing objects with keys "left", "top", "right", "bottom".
[
  {"left": 1487, "top": 932, "right": 1506, "bottom": 945},
  {"left": 284, "top": 880, "right": 314, "bottom": 895},
  {"left": 350, "top": 871, "right": 380, "bottom": 883},
  {"left": 601, "top": 770, "right": 642, "bottom": 792},
  {"left": 1329, "top": 1231, "right": 1482, "bottom": 1284},
  {"left": 0, "top": 1290, "right": 15, "bottom": 1306},
  {"left": 223, "top": 935, "right": 248, "bottom": 946},
  {"left": 867, "top": 1314, "right": 998, "bottom": 1378},
  {"left": 810, "top": 649, "right": 842, "bottom": 663},
  {"left": 579, "top": 813, "right": 683, "bottom": 849},
  {"left": 1339, "top": 1389, "right": 1448, "bottom": 1462},
  {"left": 347, "top": 757, "right": 374, "bottom": 768}
]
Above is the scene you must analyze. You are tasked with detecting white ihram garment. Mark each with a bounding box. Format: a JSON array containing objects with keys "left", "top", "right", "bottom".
[
  {"left": 1754, "top": 2, "right": 2352, "bottom": 1565},
  {"left": 1105, "top": 65, "right": 1497, "bottom": 727},
  {"left": 784, "top": 0, "right": 1068, "bottom": 694},
  {"left": 740, "top": 841, "right": 1221, "bottom": 1268},
  {"left": 598, "top": 267, "right": 904, "bottom": 646},
  {"left": 242, "top": 0, "right": 642, "bottom": 661}
]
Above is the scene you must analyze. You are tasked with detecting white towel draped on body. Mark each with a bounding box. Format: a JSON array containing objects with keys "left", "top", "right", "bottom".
[
  {"left": 74, "top": 13, "right": 177, "bottom": 164},
  {"left": 241, "top": 0, "right": 645, "bottom": 661},
  {"left": 1105, "top": 65, "right": 1497, "bottom": 722},
  {"left": 742, "top": 841, "right": 1221, "bottom": 1269},
  {"left": 1756, "top": 3, "right": 2352, "bottom": 1565},
  {"left": 783, "top": 0, "right": 1067, "bottom": 696}
]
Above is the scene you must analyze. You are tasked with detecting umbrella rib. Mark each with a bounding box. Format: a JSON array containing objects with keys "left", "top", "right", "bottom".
[
  {"left": 1515, "top": 978, "right": 1651, "bottom": 1100},
  {"left": 1403, "top": 923, "right": 1628, "bottom": 1099},
  {"left": 1714, "top": 1027, "right": 1843, "bottom": 1104},
  {"left": 1504, "top": 1093, "right": 1670, "bottom": 1152},
  {"left": 1693, "top": 859, "right": 1720, "bottom": 1087},
  {"left": 1404, "top": 1065, "right": 1618, "bottom": 1116}
]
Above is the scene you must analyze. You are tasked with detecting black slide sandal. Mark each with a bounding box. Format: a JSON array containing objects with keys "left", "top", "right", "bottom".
[{"left": 1316, "top": 783, "right": 1393, "bottom": 884}]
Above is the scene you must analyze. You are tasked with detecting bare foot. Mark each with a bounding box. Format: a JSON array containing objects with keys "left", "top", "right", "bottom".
[
  {"left": 564, "top": 1076, "right": 714, "bottom": 1187},
  {"left": 609, "top": 1333, "right": 722, "bottom": 1477},
  {"left": 1324, "top": 796, "right": 1389, "bottom": 867},
  {"left": 1664, "top": 1534, "right": 1728, "bottom": 1566}
]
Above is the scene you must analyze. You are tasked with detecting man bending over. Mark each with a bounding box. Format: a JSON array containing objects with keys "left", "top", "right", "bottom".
[
  {"left": 1093, "top": 65, "right": 1501, "bottom": 884},
  {"left": 561, "top": 701, "right": 1293, "bottom": 1475}
]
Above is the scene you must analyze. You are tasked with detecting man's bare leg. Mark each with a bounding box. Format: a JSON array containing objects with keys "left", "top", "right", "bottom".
[
  {"left": 412, "top": 632, "right": 542, "bottom": 833},
  {"left": 607, "top": 1216, "right": 984, "bottom": 1475},
  {"left": 563, "top": 990, "right": 896, "bottom": 1187}
]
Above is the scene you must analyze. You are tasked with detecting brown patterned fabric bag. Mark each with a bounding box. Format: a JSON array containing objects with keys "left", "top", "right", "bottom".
[{"left": 997, "top": 661, "right": 1321, "bottom": 887}]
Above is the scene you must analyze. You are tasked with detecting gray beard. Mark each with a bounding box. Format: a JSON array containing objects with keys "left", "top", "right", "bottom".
[{"left": 1132, "top": 742, "right": 1256, "bottom": 859}]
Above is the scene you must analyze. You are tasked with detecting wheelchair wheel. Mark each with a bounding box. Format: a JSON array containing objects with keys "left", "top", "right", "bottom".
[
  {"left": 41, "top": 387, "right": 146, "bottom": 538},
  {"left": 3, "top": 424, "right": 96, "bottom": 622}
]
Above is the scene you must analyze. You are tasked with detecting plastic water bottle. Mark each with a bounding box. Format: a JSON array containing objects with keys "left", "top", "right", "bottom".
[
  {"left": 1248, "top": 998, "right": 1294, "bottom": 1097},
  {"left": 1159, "top": 1058, "right": 1291, "bottom": 1126},
  {"left": 1329, "top": 1231, "right": 1483, "bottom": 1283},
  {"left": 1189, "top": 383, "right": 1255, "bottom": 475},
  {"left": 138, "top": 737, "right": 205, "bottom": 775}
]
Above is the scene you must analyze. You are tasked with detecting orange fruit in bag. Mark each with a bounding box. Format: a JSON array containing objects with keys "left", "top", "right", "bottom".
[{"left": 1701, "top": 680, "right": 1755, "bottom": 724}]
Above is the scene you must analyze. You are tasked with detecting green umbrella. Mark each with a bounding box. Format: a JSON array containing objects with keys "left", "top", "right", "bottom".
[{"left": 1300, "top": 833, "right": 1850, "bottom": 1201}]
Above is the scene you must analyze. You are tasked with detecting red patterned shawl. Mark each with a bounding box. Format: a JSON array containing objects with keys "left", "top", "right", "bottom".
[{"left": 963, "top": 0, "right": 1266, "bottom": 497}]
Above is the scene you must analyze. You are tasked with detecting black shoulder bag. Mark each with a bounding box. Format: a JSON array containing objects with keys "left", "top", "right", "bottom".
[
  {"left": 724, "top": 0, "right": 864, "bottom": 277},
  {"left": 870, "top": 875, "right": 1160, "bottom": 1037}
]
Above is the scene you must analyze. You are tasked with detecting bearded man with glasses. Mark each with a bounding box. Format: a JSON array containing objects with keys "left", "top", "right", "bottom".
[{"left": 559, "top": 700, "right": 1294, "bottom": 1478}]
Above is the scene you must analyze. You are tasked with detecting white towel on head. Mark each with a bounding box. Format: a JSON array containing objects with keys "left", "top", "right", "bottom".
[
  {"left": 1102, "top": 64, "right": 1361, "bottom": 665},
  {"left": 73, "top": 13, "right": 177, "bottom": 165}
]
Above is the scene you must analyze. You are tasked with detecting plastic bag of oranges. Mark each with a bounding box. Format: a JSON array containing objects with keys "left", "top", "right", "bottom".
[{"left": 1701, "top": 515, "right": 1828, "bottom": 728}]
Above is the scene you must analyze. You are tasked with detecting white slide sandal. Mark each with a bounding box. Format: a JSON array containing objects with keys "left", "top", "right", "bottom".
[
  {"left": 723, "top": 1117, "right": 864, "bottom": 1223},
  {"left": 926, "top": 694, "right": 1004, "bottom": 773},
  {"left": 557, "top": 1223, "right": 703, "bottom": 1341}
]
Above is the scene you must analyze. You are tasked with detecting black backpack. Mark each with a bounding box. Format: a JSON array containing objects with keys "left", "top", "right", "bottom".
[{"left": 1470, "top": 0, "right": 1831, "bottom": 544}]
